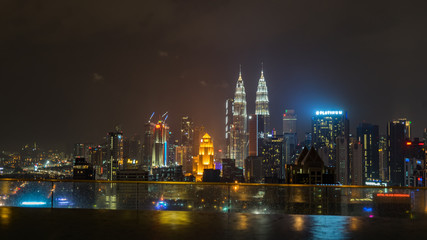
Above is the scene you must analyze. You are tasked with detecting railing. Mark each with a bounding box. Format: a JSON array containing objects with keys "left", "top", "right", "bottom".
[{"left": 0, "top": 178, "right": 426, "bottom": 218}]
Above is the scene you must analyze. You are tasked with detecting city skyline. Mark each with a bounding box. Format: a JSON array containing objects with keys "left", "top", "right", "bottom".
[{"left": 1, "top": 1, "right": 427, "bottom": 152}]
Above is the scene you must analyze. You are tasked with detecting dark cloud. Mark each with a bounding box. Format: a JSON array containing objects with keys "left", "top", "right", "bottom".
[{"left": 1, "top": 0, "right": 427, "bottom": 151}]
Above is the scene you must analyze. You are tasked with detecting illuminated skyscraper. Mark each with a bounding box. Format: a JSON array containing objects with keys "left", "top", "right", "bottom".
[
  {"left": 232, "top": 67, "right": 247, "bottom": 168},
  {"left": 283, "top": 109, "right": 297, "bottom": 164},
  {"left": 152, "top": 120, "right": 168, "bottom": 168},
  {"left": 225, "top": 98, "right": 234, "bottom": 159},
  {"left": 261, "top": 136, "right": 285, "bottom": 182},
  {"left": 357, "top": 123, "right": 380, "bottom": 182},
  {"left": 395, "top": 118, "right": 411, "bottom": 139},
  {"left": 255, "top": 64, "right": 270, "bottom": 132},
  {"left": 106, "top": 126, "right": 124, "bottom": 180},
  {"left": 351, "top": 140, "right": 363, "bottom": 185},
  {"left": 387, "top": 120, "right": 406, "bottom": 186},
  {"left": 181, "top": 116, "right": 194, "bottom": 146},
  {"left": 193, "top": 133, "right": 215, "bottom": 181},
  {"left": 248, "top": 114, "right": 265, "bottom": 157},
  {"left": 179, "top": 116, "right": 194, "bottom": 174},
  {"left": 336, "top": 136, "right": 349, "bottom": 184},
  {"left": 312, "top": 110, "right": 349, "bottom": 168}
]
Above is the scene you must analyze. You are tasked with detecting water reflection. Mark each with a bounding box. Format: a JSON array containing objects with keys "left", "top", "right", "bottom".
[
  {"left": 0, "top": 207, "right": 11, "bottom": 225},
  {"left": 236, "top": 214, "right": 248, "bottom": 230},
  {"left": 309, "top": 215, "right": 349, "bottom": 240},
  {"left": 349, "top": 217, "right": 360, "bottom": 231},
  {"left": 158, "top": 211, "right": 190, "bottom": 229},
  {"left": 292, "top": 215, "right": 304, "bottom": 231}
]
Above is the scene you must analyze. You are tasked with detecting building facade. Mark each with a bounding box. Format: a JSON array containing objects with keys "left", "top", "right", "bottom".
[
  {"left": 255, "top": 67, "right": 270, "bottom": 132},
  {"left": 283, "top": 109, "right": 297, "bottom": 164},
  {"left": 232, "top": 69, "right": 247, "bottom": 168},
  {"left": 357, "top": 123, "right": 380, "bottom": 182},
  {"left": 312, "top": 110, "right": 349, "bottom": 168}
]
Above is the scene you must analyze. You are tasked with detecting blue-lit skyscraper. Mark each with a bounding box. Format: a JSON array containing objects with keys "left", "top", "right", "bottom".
[{"left": 312, "top": 111, "right": 349, "bottom": 168}]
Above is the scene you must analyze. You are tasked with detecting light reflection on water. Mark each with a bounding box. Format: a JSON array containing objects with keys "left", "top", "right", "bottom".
[
  {"left": 0, "top": 207, "right": 11, "bottom": 225},
  {"left": 236, "top": 214, "right": 248, "bottom": 230},
  {"left": 309, "top": 215, "right": 350, "bottom": 240},
  {"left": 292, "top": 215, "right": 304, "bottom": 231},
  {"left": 158, "top": 211, "right": 191, "bottom": 229}
]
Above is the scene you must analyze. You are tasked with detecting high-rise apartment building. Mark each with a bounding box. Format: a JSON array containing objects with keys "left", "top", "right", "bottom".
[
  {"left": 232, "top": 68, "right": 247, "bottom": 168},
  {"left": 283, "top": 109, "right": 297, "bottom": 164},
  {"left": 312, "top": 110, "right": 349, "bottom": 168}
]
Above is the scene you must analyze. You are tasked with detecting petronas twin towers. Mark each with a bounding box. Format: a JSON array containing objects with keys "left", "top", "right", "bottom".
[{"left": 228, "top": 64, "right": 270, "bottom": 168}]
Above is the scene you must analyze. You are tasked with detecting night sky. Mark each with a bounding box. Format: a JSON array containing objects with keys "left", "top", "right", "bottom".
[{"left": 1, "top": 0, "right": 427, "bottom": 151}]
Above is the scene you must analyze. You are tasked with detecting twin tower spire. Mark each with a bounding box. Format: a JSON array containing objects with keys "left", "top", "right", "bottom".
[
  {"left": 234, "top": 63, "right": 270, "bottom": 119},
  {"left": 231, "top": 63, "right": 270, "bottom": 168}
]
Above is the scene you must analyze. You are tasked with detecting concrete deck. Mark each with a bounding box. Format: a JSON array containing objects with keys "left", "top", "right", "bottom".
[{"left": 0, "top": 207, "right": 425, "bottom": 239}]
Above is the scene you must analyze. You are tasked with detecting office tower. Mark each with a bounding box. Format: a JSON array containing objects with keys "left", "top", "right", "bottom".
[
  {"left": 142, "top": 120, "right": 154, "bottom": 169},
  {"left": 232, "top": 68, "right": 247, "bottom": 168},
  {"left": 351, "top": 141, "right": 363, "bottom": 185},
  {"left": 167, "top": 138, "right": 178, "bottom": 166},
  {"left": 179, "top": 116, "right": 194, "bottom": 172},
  {"left": 283, "top": 109, "right": 297, "bottom": 164},
  {"left": 387, "top": 120, "right": 406, "bottom": 186},
  {"left": 403, "top": 138, "right": 425, "bottom": 187},
  {"left": 312, "top": 110, "right": 349, "bottom": 168},
  {"left": 106, "top": 126, "right": 124, "bottom": 180},
  {"left": 394, "top": 118, "right": 411, "bottom": 139},
  {"left": 336, "top": 136, "right": 349, "bottom": 185},
  {"left": 255, "top": 65, "right": 270, "bottom": 132},
  {"left": 356, "top": 123, "right": 380, "bottom": 183},
  {"left": 192, "top": 133, "right": 214, "bottom": 181},
  {"left": 88, "top": 145, "right": 103, "bottom": 177},
  {"left": 181, "top": 116, "right": 194, "bottom": 146},
  {"left": 175, "top": 145, "right": 191, "bottom": 173},
  {"left": 378, "top": 136, "right": 387, "bottom": 182},
  {"left": 152, "top": 120, "right": 168, "bottom": 168},
  {"left": 248, "top": 114, "right": 265, "bottom": 157},
  {"left": 261, "top": 136, "right": 285, "bottom": 182},
  {"left": 225, "top": 98, "right": 234, "bottom": 159}
]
